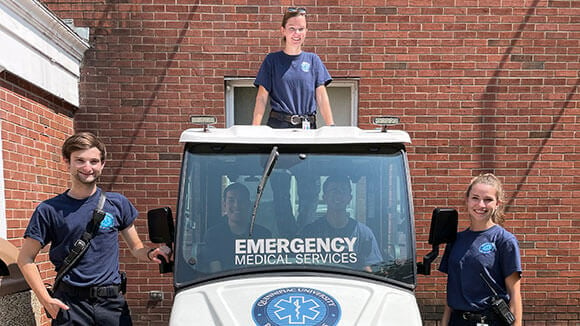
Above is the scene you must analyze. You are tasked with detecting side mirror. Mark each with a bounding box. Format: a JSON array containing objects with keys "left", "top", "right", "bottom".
[
  {"left": 147, "top": 207, "right": 175, "bottom": 274},
  {"left": 417, "top": 208, "right": 458, "bottom": 275},
  {"left": 147, "top": 207, "right": 175, "bottom": 244},
  {"left": 428, "top": 208, "right": 458, "bottom": 246}
]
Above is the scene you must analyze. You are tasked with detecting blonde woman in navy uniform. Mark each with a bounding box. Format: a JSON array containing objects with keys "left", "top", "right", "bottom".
[{"left": 439, "top": 173, "right": 522, "bottom": 325}]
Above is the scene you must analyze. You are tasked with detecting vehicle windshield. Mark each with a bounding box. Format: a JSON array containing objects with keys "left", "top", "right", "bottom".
[{"left": 173, "top": 143, "right": 415, "bottom": 287}]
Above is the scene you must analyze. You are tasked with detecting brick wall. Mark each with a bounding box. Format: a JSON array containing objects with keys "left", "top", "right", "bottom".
[
  {"left": 1, "top": 70, "right": 76, "bottom": 325},
  {"left": 34, "top": 1, "right": 580, "bottom": 325}
]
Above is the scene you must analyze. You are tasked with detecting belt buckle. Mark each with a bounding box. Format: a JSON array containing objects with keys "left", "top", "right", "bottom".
[
  {"left": 90, "top": 286, "right": 99, "bottom": 298},
  {"left": 290, "top": 115, "right": 302, "bottom": 125},
  {"left": 462, "top": 312, "right": 478, "bottom": 320},
  {"left": 462, "top": 312, "right": 487, "bottom": 324},
  {"left": 90, "top": 285, "right": 117, "bottom": 298}
]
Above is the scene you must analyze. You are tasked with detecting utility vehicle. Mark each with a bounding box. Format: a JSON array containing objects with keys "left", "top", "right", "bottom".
[{"left": 148, "top": 117, "right": 457, "bottom": 325}]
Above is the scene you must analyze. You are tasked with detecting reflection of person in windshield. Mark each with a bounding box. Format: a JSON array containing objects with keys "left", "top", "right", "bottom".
[
  {"left": 200, "top": 183, "right": 271, "bottom": 272},
  {"left": 300, "top": 175, "right": 382, "bottom": 272}
]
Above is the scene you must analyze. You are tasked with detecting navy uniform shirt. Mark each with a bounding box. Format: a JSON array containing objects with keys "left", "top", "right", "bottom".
[
  {"left": 254, "top": 51, "right": 332, "bottom": 116},
  {"left": 439, "top": 225, "right": 522, "bottom": 311},
  {"left": 24, "top": 188, "right": 138, "bottom": 287}
]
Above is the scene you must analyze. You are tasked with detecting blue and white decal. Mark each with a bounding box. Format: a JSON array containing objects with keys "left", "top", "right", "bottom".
[
  {"left": 252, "top": 287, "right": 341, "bottom": 326},
  {"left": 99, "top": 212, "right": 115, "bottom": 230},
  {"left": 478, "top": 242, "right": 496, "bottom": 254}
]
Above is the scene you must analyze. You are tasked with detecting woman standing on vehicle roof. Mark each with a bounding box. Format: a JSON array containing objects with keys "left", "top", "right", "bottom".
[
  {"left": 439, "top": 173, "right": 523, "bottom": 326},
  {"left": 252, "top": 7, "right": 335, "bottom": 129}
]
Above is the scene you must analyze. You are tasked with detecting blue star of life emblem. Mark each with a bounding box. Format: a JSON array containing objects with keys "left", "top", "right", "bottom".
[
  {"left": 274, "top": 295, "right": 320, "bottom": 324},
  {"left": 252, "top": 287, "right": 341, "bottom": 326}
]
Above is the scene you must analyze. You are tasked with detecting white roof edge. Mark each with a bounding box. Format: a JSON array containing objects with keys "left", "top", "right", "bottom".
[
  {"left": 13, "top": 0, "right": 89, "bottom": 58},
  {"left": 0, "top": 0, "right": 90, "bottom": 106},
  {"left": 180, "top": 125, "right": 411, "bottom": 145}
]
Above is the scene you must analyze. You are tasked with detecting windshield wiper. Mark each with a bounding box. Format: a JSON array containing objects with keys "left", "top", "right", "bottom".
[{"left": 249, "top": 146, "right": 279, "bottom": 236}]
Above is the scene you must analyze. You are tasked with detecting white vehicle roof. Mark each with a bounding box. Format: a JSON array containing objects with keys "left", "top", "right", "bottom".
[{"left": 179, "top": 125, "right": 411, "bottom": 145}]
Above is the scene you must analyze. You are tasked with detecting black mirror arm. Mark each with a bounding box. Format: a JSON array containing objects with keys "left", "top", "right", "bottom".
[{"left": 417, "top": 244, "right": 440, "bottom": 275}]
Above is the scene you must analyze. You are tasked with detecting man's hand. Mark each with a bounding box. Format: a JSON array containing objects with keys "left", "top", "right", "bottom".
[
  {"left": 43, "top": 296, "right": 69, "bottom": 319},
  {"left": 147, "top": 245, "right": 172, "bottom": 264}
]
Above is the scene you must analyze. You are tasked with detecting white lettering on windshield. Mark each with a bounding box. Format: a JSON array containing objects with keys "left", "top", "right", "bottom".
[
  {"left": 233, "top": 237, "right": 359, "bottom": 267},
  {"left": 235, "top": 237, "right": 357, "bottom": 254}
]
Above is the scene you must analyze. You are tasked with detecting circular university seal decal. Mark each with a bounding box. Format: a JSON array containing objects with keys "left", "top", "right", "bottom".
[{"left": 252, "top": 287, "right": 341, "bottom": 326}]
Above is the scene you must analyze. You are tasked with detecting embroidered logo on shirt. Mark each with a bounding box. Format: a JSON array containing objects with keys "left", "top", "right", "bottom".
[
  {"left": 99, "top": 212, "right": 115, "bottom": 230},
  {"left": 479, "top": 242, "right": 496, "bottom": 254},
  {"left": 301, "top": 61, "right": 311, "bottom": 72}
]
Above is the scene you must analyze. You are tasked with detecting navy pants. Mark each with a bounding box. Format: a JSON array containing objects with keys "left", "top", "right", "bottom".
[{"left": 53, "top": 289, "right": 132, "bottom": 326}]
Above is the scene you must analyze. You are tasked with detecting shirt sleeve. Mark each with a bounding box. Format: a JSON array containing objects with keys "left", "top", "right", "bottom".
[
  {"left": 313, "top": 54, "right": 332, "bottom": 88},
  {"left": 499, "top": 231, "right": 522, "bottom": 278},
  {"left": 108, "top": 192, "right": 139, "bottom": 230},
  {"left": 254, "top": 54, "right": 272, "bottom": 92},
  {"left": 23, "top": 204, "right": 51, "bottom": 247}
]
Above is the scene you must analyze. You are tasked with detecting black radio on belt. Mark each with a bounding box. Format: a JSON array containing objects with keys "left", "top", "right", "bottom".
[
  {"left": 480, "top": 273, "right": 516, "bottom": 325},
  {"left": 489, "top": 296, "right": 516, "bottom": 325}
]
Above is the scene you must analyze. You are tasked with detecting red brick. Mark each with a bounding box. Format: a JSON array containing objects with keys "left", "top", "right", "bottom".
[{"left": 4, "top": 1, "right": 579, "bottom": 324}]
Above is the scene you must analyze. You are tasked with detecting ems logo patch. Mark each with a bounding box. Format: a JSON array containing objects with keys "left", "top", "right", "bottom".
[
  {"left": 252, "top": 287, "right": 341, "bottom": 326},
  {"left": 479, "top": 242, "right": 496, "bottom": 254},
  {"left": 99, "top": 212, "right": 115, "bottom": 230}
]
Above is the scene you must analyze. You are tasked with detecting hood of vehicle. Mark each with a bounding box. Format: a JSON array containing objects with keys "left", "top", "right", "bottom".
[{"left": 170, "top": 275, "right": 422, "bottom": 326}]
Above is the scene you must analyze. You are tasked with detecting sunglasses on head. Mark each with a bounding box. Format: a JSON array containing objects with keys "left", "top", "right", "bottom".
[{"left": 287, "top": 7, "right": 307, "bottom": 14}]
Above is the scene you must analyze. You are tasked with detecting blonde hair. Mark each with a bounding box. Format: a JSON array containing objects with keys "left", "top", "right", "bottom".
[{"left": 465, "top": 173, "right": 505, "bottom": 225}]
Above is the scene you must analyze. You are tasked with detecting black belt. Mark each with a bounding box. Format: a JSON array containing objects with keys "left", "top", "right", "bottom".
[
  {"left": 462, "top": 311, "right": 485, "bottom": 321},
  {"left": 58, "top": 282, "right": 122, "bottom": 299},
  {"left": 269, "top": 111, "right": 316, "bottom": 125},
  {"left": 454, "top": 309, "right": 496, "bottom": 322}
]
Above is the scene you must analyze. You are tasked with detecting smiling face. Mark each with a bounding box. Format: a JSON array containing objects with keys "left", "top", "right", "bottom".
[
  {"left": 223, "top": 186, "right": 251, "bottom": 226},
  {"left": 66, "top": 147, "right": 104, "bottom": 187},
  {"left": 323, "top": 177, "right": 352, "bottom": 213},
  {"left": 281, "top": 15, "right": 307, "bottom": 52},
  {"left": 466, "top": 182, "right": 500, "bottom": 229}
]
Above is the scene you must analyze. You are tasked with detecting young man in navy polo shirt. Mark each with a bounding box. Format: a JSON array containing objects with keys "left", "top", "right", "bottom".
[{"left": 18, "top": 132, "right": 170, "bottom": 325}]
